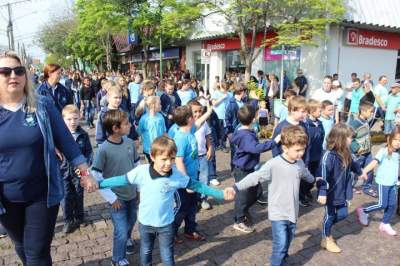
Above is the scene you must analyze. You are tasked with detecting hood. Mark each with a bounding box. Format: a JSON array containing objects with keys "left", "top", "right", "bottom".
[{"left": 231, "top": 128, "right": 256, "bottom": 146}]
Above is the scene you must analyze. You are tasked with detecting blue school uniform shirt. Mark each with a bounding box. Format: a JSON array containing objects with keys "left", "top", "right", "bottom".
[
  {"left": 167, "top": 123, "right": 196, "bottom": 139},
  {"left": 385, "top": 93, "right": 400, "bottom": 121},
  {"left": 138, "top": 112, "right": 166, "bottom": 154},
  {"left": 349, "top": 87, "right": 364, "bottom": 113},
  {"left": 173, "top": 129, "right": 199, "bottom": 180},
  {"left": 211, "top": 90, "right": 229, "bottom": 119},
  {"left": 177, "top": 89, "right": 196, "bottom": 106},
  {"left": 128, "top": 82, "right": 141, "bottom": 104},
  {"left": 278, "top": 104, "right": 288, "bottom": 122},
  {"left": 374, "top": 147, "right": 399, "bottom": 186},
  {"left": 126, "top": 164, "right": 190, "bottom": 227},
  {"left": 319, "top": 115, "right": 334, "bottom": 149}
]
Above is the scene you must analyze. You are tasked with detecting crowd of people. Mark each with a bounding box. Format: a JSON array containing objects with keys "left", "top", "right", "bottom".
[{"left": 1, "top": 51, "right": 400, "bottom": 266}]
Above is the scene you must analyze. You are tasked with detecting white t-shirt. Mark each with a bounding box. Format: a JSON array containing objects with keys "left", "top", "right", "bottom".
[
  {"left": 195, "top": 123, "right": 211, "bottom": 156},
  {"left": 311, "top": 88, "right": 337, "bottom": 103},
  {"left": 372, "top": 83, "right": 388, "bottom": 108},
  {"left": 331, "top": 88, "right": 344, "bottom": 111}
]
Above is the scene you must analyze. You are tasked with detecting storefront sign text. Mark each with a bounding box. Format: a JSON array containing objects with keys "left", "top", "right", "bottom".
[{"left": 345, "top": 28, "right": 400, "bottom": 49}]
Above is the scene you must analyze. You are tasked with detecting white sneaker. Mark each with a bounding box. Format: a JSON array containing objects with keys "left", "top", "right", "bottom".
[
  {"left": 201, "top": 200, "right": 211, "bottom": 210},
  {"left": 356, "top": 207, "right": 369, "bottom": 226},
  {"left": 210, "top": 179, "right": 220, "bottom": 186},
  {"left": 379, "top": 223, "right": 397, "bottom": 236}
]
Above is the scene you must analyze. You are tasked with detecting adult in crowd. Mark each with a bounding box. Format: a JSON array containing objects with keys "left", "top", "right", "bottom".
[
  {"left": 0, "top": 52, "right": 98, "bottom": 265},
  {"left": 80, "top": 76, "right": 96, "bottom": 128},
  {"left": 311, "top": 75, "right": 336, "bottom": 103},
  {"left": 370, "top": 75, "right": 388, "bottom": 127},
  {"left": 331, "top": 80, "right": 345, "bottom": 122},
  {"left": 36, "top": 64, "right": 73, "bottom": 113},
  {"left": 294, "top": 68, "right": 308, "bottom": 96}
]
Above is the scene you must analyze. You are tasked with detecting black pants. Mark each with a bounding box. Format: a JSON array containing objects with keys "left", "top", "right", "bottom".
[
  {"left": 0, "top": 199, "right": 59, "bottom": 266},
  {"left": 300, "top": 161, "right": 318, "bottom": 199},
  {"left": 61, "top": 176, "right": 84, "bottom": 222},
  {"left": 174, "top": 189, "right": 197, "bottom": 234},
  {"left": 233, "top": 168, "right": 261, "bottom": 223}
]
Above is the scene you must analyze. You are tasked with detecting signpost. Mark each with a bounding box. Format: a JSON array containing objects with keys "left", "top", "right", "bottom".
[{"left": 201, "top": 49, "right": 211, "bottom": 94}]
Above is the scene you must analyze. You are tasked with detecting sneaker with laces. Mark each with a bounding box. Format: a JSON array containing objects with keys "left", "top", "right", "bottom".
[
  {"left": 201, "top": 200, "right": 212, "bottom": 210},
  {"left": 126, "top": 239, "right": 135, "bottom": 255},
  {"left": 210, "top": 179, "right": 220, "bottom": 186},
  {"left": 356, "top": 207, "right": 369, "bottom": 226},
  {"left": 379, "top": 223, "right": 397, "bottom": 236},
  {"left": 233, "top": 222, "right": 255, "bottom": 233},
  {"left": 111, "top": 258, "right": 130, "bottom": 266}
]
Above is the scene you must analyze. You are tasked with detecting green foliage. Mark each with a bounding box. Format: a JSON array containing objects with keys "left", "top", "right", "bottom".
[
  {"left": 247, "top": 80, "right": 264, "bottom": 99},
  {"left": 44, "top": 53, "right": 73, "bottom": 68}
]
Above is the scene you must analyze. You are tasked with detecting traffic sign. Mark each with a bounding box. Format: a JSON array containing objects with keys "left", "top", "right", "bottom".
[{"left": 201, "top": 49, "right": 211, "bottom": 64}]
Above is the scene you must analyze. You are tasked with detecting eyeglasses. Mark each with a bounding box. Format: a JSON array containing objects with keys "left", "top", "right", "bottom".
[{"left": 0, "top": 66, "right": 26, "bottom": 77}]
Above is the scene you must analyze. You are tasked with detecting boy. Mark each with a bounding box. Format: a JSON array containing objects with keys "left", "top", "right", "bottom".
[
  {"left": 92, "top": 110, "right": 140, "bottom": 266},
  {"left": 384, "top": 83, "right": 400, "bottom": 135},
  {"left": 319, "top": 100, "right": 335, "bottom": 149},
  {"left": 228, "top": 126, "right": 316, "bottom": 265},
  {"left": 164, "top": 80, "right": 182, "bottom": 129},
  {"left": 189, "top": 100, "right": 214, "bottom": 210},
  {"left": 95, "top": 85, "right": 138, "bottom": 145},
  {"left": 348, "top": 78, "right": 364, "bottom": 122},
  {"left": 276, "top": 89, "right": 296, "bottom": 124},
  {"left": 177, "top": 79, "right": 197, "bottom": 106},
  {"left": 303, "top": 100, "right": 324, "bottom": 200},
  {"left": 348, "top": 101, "right": 375, "bottom": 197},
  {"left": 60, "top": 105, "right": 93, "bottom": 234},
  {"left": 98, "top": 136, "right": 233, "bottom": 265},
  {"left": 231, "top": 104, "right": 279, "bottom": 233},
  {"left": 127, "top": 73, "right": 142, "bottom": 116}
]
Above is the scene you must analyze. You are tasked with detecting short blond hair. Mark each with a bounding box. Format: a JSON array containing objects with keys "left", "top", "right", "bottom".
[
  {"left": 146, "top": 96, "right": 161, "bottom": 108},
  {"left": 150, "top": 136, "right": 177, "bottom": 158},
  {"left": 62, "top": 104, "right": 80, "bottom": 117},
  {"left": 141, "top": 80, "right": 155, "bottom": 91},
  {"left": 107, "top": 85, "right": 122, "bottom": 96},
  {"left": 307, "top": 99, "right": 322, "bottom": 113},
  {"left": 281, "top": 125, "right": 308, "bottom": 148},
  {"left": 288, "top": 96, "right": 307, "bottom": 113}
]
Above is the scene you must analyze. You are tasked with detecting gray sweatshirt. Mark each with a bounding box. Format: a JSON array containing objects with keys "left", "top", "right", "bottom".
[{"left": 235, "top": 155, "right": 314, "bottom": 223}]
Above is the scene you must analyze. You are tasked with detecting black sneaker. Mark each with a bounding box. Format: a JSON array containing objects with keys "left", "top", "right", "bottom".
[
  {"left": 257, "top": 193, "right": 268, "bottom": 205},
  {"left": 63, "top": 220, "right": 76, "bottom": 234},
  {"left": 75, "top": 218, "right": 88, "bottom": 228},
  {"left": 299, "top": 199, "right": 310, "bottom": 207},
  {"left": 126, "top": 239, "right": 135, "bottom": 255}
]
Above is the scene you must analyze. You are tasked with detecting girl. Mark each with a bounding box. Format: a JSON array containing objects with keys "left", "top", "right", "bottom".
[
  {"left": 356, "top": 126, "right": 400, "bottom": 236},
  {"left": 317, "top": 123, "right": 362, "bottom": 253}
]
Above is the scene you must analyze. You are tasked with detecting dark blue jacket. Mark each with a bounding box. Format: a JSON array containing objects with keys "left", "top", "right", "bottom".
[
  {"left": 96, "top": 89, "right": 107, "bottom": 113},
  {"left": 318, "top": 150, "right": 362, "bottom": 206},
  {"left": 231, "top": 128, "right": 276, "bottom": 171},
  {"left": 36, "top": 81, "right": 74, "bottom": 113},
  {"left": 207, "top": 110, "right": 220, "bottom": 147},
  {"left": 305, "top": 118, "right": 325, "bottom": 163},
  {"left": 225, "top": 96, "right": 258, "bottom": 135},
  {"left": 60, "top": 126, "right": 93, "bottom": 179},
  {"left": 272, "top": 119, "right": 310, "bottom": 164},
  {"left": 95, "top": 107, "right": 138, "bottom": 144},
  {"left": 163, "top": 91, "right": 181, "bottom": 115}
]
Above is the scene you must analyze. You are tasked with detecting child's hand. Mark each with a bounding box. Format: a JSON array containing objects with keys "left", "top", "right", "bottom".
[
  {"left": 359, "top": 172, "right": 368, "bottom": 181},
  {"left": 206, "top": 147, "right": 213, "bottom": 160},
  {"left": 223, "top": 187, "right": 236, "bottom": 201},
  {"left": 317, "top": 195, "right": 327, "bottom": 205},
  {"left": 111, "top": 199, "right": 122, "bottom": 210}
]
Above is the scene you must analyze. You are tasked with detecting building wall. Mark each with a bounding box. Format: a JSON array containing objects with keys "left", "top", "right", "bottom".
[
  {"left": 300, "top": 43, "right": 325, "bottom": 96},
  {"left": 185, "top": 41, "right": 202, "bottom": 75},
  {"left": 209, "top": 50, "right": 226, "bottom": 90}
]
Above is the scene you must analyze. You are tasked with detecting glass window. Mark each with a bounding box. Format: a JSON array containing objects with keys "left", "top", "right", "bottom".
[{"left": 226, "top": 50, "right": 245, "bottom": 71}]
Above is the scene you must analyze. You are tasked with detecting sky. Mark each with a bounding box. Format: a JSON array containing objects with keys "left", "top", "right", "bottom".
[{"left": 0, "top": 0, "right": 74, "bottom": 62}]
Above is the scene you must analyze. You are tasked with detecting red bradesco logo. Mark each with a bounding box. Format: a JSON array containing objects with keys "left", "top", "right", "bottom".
[{"left": 347, "top": 28, "right": 359, "bottom": 45}]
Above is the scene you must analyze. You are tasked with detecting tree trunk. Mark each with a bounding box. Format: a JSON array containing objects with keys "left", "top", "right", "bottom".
[
  {"left": 142, "top": 46, "right": 149, "bottom": 79},
  {"left": 105, "top": 32, "right": 112, "bottom": 71}
]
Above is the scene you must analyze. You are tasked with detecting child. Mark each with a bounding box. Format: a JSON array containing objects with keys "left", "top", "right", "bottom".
[
  {"left": 138, "top": 96, "right": 167, "bottom": 162},
  {"left": 127, "top": 73, "right": 142, "bottom": 117},
  {"left": 356, "top": 126, "right": 400, "bottom": 236},
  {"left": 95, "top": 85, "right": 138, "bottom": 145},
  {"left": 134, "top": 80, "right": 156, "bottom": 123},
  {"left": 318, "top": 123, "right": 362, "bottom": 253},
  {"left": 258, "top": 100, "right": 269, "bottom": 130},
  {"left": 60, "top": 105, "right": 93, "bottom": 234},
  {"left": 92, "top": 110, "right": 140, "bottom": 266},
  {"left": 164, "top": 80, "right": 182, "bottom": 129},
  {"left": 189, "top": 100, "right": 214, "bottom": 210},
  {"left": 96, "top": 79, "right": 109, "bottom": 113},
  {"left": 348, "top": 101, "right": 375, "bottom": 196},
  {"left": 303, "top": 99, "right": 324, "bottom": 200},
  {"left": 211, "top": 81, "right": 230, "bottom": 150},
  {"left": 319, "top": 100, "right": 335, "bottom": 149},
  {"left": 98, "top": 136, "right": 233, "bottom": 265},
  {"left": 177, "top": 79, "right": 197, "bottom": 106},
  {"left": 276, "top": 89, "right": 297, "bottom": 124},
  {"left": 383, "top": 83, "right": 400, "bottom": 135},
  {"left": 348, "top": 78, "right": 364, "bottom": 122},
  {"left": 231, "top": 104, "right": 279, "bottom": 233},
  {"left": 228, "top": 125, "right": 315, "bottom": 265}
]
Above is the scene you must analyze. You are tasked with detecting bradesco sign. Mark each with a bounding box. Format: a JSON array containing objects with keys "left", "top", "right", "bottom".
[{"left": 345, "top": 28, "right": 400, "bottom": 49}]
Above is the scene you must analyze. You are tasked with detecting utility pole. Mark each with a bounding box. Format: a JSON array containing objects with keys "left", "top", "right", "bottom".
[
  {"left": 159, "top": 2, "right": 163, "bottom": 80},
  {"left": 7, "top": 3, "right": 14, "bottom": 51}
]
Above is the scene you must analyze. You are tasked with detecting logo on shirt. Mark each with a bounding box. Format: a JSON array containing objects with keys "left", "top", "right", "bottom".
[{"left": 23, "top": 112, "right": 37, "bottom": 127}]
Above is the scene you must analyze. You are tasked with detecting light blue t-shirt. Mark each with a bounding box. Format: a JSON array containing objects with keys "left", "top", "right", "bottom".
[
  {"left": 126, "top": 164, "right": 190, "bottom": 227},
  {"left": 177, "top": 89, "right": 196, "bottom": 106},
  {"left": 167, "top": 123, "right": 196, "bottom": 139},
  {"left": 211, "top": 90, "right": 229, "bottom": 119},
  {"left": 138, "top": 112, "right": 166, "bottom": 154},
  {"left": 375, "top": 147, "right": 399, "bottom": 186},
  {"left": 173, "top": 129, "right": 199, "bottom": 180},
  {"left": 278, "top": 104, "right": 288, "bottom": 123},
  {"left": 128, "top": 82, "right": 141, "bottom": 104},
  {"left": 319, "top": 116, "right": 334, "bottom": 149},
  {"left": 385, "top": 93, "right": 400, "bottom": 121},
  {"left": 349, "top": 87, "right": 364, "bottom": 113}
]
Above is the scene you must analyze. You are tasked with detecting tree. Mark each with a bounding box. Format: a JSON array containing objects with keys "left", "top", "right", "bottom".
[{"left": 206, "top": 0, "right": 345, "bottom": 81}]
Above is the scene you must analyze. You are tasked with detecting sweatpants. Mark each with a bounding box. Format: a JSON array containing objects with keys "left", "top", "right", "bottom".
[{"left": 363, "top": 184, "right": 397, "bottom": 224}]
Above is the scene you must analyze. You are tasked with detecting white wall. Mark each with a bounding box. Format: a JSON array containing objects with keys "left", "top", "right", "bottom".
[
  {"left": 185, "top": 41, "right": 202, "bottom": 75},
  {"left": 251, "top": 48, "right": 265, "bottom": 77},
  {"left": 209, "top": 51, "right": 226, "bottom": 90},
  {"left": 300, "top": 43, "right": 325, "bottom": 96}
]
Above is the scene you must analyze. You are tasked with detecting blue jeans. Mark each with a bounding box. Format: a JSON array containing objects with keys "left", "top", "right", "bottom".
[
  {"left": 364, "top": 184, "right": 397, "bottom": 224},
  {"left": 139, "top": 223, "right": 175, "bottom": 266},
  {"left": 355, "top": 153, "right": 374, "bottom": 191},
  {"left": 322, "top": 203, "right": 348, "bottom": 237},
  {"left": 198, "top": 155, "right": 209, "bottom": 199},
  {"left": 384, "top": 120, "right": 396, "bottom": 135},
  {"left": 270, "top": 220, "right": 296, "bottom": 266},
  {"left": 110, "top": 198, "right": 137, "bottom": 262},
  {"left": 83, "top": 100, "right": 94, "bottom": 126},
  {"left": 208, "top": 147, "right": 217, "bottom": 180},
  {"left": 174, "top": 189, "right": 197, "bottom": 235}
]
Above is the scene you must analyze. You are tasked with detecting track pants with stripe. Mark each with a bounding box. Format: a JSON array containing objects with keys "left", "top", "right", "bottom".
[
  {"left": 322, "top": 203, "right": 348, "bottom": 237},
  {"left": 363, "top": 184, "right": 397, "bottom": 224}
]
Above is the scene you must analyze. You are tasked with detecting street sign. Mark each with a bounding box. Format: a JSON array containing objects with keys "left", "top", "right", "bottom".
[
  {"left": 128, "top": 31, "right": 138, "bottom": 45},
  {"left": 201, "top": 49, "right": 211, "bottom": 64}
]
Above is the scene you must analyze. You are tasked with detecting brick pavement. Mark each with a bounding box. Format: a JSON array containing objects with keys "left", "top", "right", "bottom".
[{"left": 1, "top": 136, "right": 400, "bottom": 265}]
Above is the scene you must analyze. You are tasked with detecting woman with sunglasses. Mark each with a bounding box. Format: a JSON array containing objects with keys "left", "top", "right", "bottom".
[
  {"left": 0, "top": 52, "right": 98, "bottom": 265},
  {"left": 36, "top": 63, "right": 74, "bottom": 113}
]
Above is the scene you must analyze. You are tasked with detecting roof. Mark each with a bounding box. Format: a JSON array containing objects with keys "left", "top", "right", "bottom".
[{"left": 343, "top": 0, "right": 400, "bottom": 29}]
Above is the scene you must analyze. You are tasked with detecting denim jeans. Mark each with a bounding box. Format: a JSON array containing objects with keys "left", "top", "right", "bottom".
[
  {"left": 61, "top": 176, "right": 84, "bottom": 222},
  {"left": 322, "top": 203, "right": 348, "bottom": 237},
  {"left": 364, "top": 184, "right": 397, "bottom": 224},
  {"left": 217, "top": 119, "right": 227, "bottom": 148},
  {"left": 174, "top": 189, "right": 197, "bottom": 235},
  {"left": 82, "top": 100, "right": 94, "bottom": 126},
  {"left": 198, "top": 155, "right": 209, "bottom": 199},
  {"left": 355, "top": 153, "right": 374, "bottom": 191},
  {"left": 110, "top": 198, "right": 138, "bottom": 262},
  {"left": 270, "top": 220, "right": 296, "bottom": 266},
  {"left": 370, "top": 107, "right": 385, "bottom": 128},
  {"left": 208, "top": 147, "right": 217, "bottom": 180},
  {"left": 0, "top": 199, "right": 59, "bottom": 266},
  {"left": 139, "top": 223, "right": 175, "bottom": 266}
]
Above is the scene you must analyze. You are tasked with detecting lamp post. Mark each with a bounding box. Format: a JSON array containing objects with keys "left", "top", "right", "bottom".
[{"left": 159, "top": 2, "right": 163, "bottom": 80}]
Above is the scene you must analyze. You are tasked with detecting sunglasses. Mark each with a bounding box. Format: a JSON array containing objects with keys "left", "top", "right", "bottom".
[{"left": 0, "top": 66, "right": 26, "bottom": 77}]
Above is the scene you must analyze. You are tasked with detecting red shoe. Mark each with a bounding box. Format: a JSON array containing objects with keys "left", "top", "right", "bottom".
[{"left": 184, "top": 232, "right": 205, "bottom": 241}]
